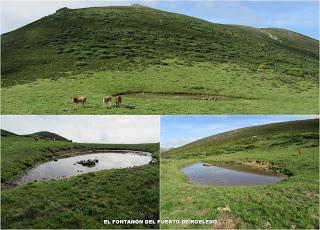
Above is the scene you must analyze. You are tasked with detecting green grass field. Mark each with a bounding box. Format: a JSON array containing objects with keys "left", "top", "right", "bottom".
[
  {"left": 1, "top": 133, "right": 159, "bottom": 229},
  {"left": 2, "top": 63, "right": 318, "bottom": 114},
  {"left": 1, "top": 5, "right": 318, "bottom": 114},
  {"left": 160, "top": 119, "right": 319, "bottom": 229}
]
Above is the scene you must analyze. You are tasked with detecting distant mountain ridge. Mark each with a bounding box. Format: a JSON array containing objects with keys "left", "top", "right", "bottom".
[
  {"left": 0, "top": 129, "right": 19, "bottom": 137},
  {"left": 1, "top": 129, "right": 70, "bottom": 141}
]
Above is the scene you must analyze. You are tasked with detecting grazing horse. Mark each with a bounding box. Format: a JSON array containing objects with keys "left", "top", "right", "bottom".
[
  {"left": 103, "top": 96, "right": 112, "bottom": 108},
  {"left": 115, "top": 95, "right": 122, "bottom": 106},
  {"left": 33, "top": 137, "right": 40, "bottom": 141},
  {"left": 298, "top": 148, "right": 303, "bottom": 155},
  {"left": 72, "top": 96, "right": 86, "bottom": 107}
]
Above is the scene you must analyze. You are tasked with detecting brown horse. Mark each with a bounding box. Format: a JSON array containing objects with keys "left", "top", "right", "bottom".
[
  {"left": 115, "top": 95, "right": 122, "bottom": 106},
  {"left": 72, "top": 96, "right": 86, "bottom": 107},
  {"left": 103, "top": 96, "right": 112, "bottom": 108}
]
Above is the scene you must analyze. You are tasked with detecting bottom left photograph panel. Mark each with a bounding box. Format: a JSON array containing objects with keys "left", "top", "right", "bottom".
[{"left": 1, "top": 115, "right": 160, "bottom": 229}]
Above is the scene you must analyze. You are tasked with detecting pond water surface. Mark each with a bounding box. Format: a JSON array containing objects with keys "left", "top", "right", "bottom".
[
  {"left": 181, "top": 162, "right": 285, "bottom": 186},
  {"left": 19, "top": 151, "right": 152, "bottom": 184}
]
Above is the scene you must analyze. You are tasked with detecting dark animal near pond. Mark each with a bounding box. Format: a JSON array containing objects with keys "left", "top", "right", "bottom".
[
  {"left": 72, "top": 96, "right": 86, "bottom": 107},
  {"left": 115, "top": 95, "right": 122, "bottom": 106},
  {"left": 103, "top": 96, "right": 112, "bottom": 108}
]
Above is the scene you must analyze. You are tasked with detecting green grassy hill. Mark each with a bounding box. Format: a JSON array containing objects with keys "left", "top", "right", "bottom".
[
  {"left": 1, "top": 129, "right": 70, "bottom": 141},
  {"left": 1, "top": 129, "right": 19, "bottom": 137},
  {"left": 24, "top": 131, "right": 70, "bottom": 141},
  {"left": 165, "top": 119, "right": 319, "bottom": 157},
  {"left": 1, "top": 134, "right": 159, "bottom": 228},
  {"left": 1, "top": 5, "right": 319, "bottom": 114},
  {"left": 161, "top": 119, "right": 319, "bottom": 229}
]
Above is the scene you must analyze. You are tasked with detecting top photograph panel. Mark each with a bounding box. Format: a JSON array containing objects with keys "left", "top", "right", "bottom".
[{"left": 1, "top": 1, "right": 319, "bottom": 114}]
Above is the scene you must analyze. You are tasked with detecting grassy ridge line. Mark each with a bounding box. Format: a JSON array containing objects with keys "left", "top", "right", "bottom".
[
  {"left": 1, "top": 135, "right": 160, "bottom": 229},
  {"left": 164, "top": 119, "right": 319, "bottom": 157},
  {"left": 262, "top": 28, "right": 318, "bottom": 55},
  {"left": 23, "top": 131, "right": 70, "bottom": 141},
  {"left": 0, "top": 129, "right": 19, "bottom": 137}
]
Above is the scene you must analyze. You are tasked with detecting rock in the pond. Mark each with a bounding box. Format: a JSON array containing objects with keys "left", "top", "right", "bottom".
[
  {"left": 149, "top": 158, "right": 158, "bottom": 165},
  {"left": 77, "top": 159, "right": 97, "bottom": 167},
  {"left": 203, "top": 163, "right": 212, "bottom": 166}
]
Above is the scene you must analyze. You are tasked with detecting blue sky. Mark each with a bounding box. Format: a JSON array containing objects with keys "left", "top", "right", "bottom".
[
  {"left": 153, "top": 1, "right": 319, "bottom": 39},
  {"left": 161, "top": 115, "right": 318, "bottom": 149},
  {"left": 1, "top": 1, "right": 318, "bottom": 39}
]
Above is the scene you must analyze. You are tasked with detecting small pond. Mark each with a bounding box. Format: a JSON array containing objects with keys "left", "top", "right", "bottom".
[
  {"left": 19, "top": 151, "right": 152, "bottom": 184},
  {"left": 181, "top": 162, "right": 285, "bottom": 186}
]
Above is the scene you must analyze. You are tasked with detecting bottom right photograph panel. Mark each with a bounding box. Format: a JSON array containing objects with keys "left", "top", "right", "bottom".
[{"left": 160, "top": 115, "right": 319, "bottom": 229}]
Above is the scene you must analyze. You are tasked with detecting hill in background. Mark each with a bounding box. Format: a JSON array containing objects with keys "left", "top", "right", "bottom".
[
  {"left": 2, "top": 5, "right": 318, "bottom": 86},
  {"left": 1, "top": 129, "right": 19, "bottom": 137},
  {"left": 1, "top": 129, "right": 70, "bottom": 142},
  {"left": 24, "top": 131, "right": 70, "bottom": 141},
  {"left": 164, "top": 118, "right": 319, "bottom": 158}
]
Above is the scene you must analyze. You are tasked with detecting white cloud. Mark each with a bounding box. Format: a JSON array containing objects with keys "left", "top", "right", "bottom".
[{"left": 1, "top": 115, "right": 160, "bottom": 144}]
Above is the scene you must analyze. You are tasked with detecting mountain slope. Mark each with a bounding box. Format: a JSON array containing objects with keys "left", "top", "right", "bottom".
[
  {"left": 165, "top": 119, "right": 319, "bottom": 157},
  {"left": 1, "top": 5, "right": 318, "bottom": 114},
  {"left": 24, "top": 131, "right": 70, "bottom": 141},
  {"left": 1, "top": 129, "right": 19, "bottom": 137},
  {"left": 2, "top": 5, "right": 318, "bottom": 86},
  {"left": 1, "top": 129, "right": 70, "bottom": 141}
]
